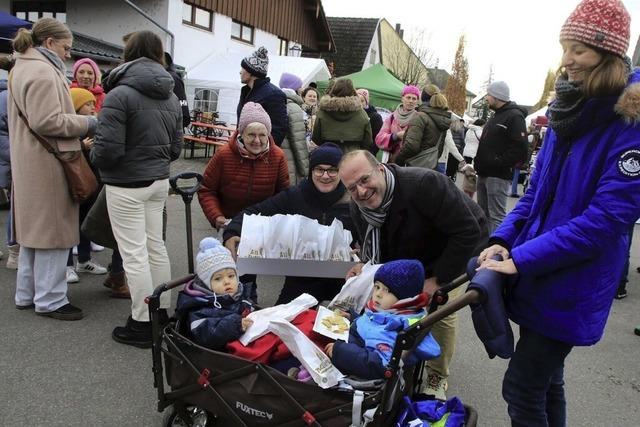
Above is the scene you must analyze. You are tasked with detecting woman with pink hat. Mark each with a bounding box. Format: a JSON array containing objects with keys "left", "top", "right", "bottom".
[
  {"left": 70, "top": 57, "right": 105, "bottom": 112},
  {"left": 375, "top": 85, "right": 420, "bottom": 161}
]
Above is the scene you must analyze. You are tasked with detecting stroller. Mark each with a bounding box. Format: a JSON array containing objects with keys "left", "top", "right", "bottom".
[{"left": 148, "top": 173, "right": 482, "bottom": 426}]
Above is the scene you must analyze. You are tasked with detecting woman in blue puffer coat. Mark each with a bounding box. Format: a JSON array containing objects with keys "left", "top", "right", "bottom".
[{"left": 477, "top": 1, "right": 640, "bottom": 425}]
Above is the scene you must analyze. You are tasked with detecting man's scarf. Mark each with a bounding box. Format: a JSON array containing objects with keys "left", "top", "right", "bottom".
[{"left": 358, "top": 165, "right": 395, "bottom": 263}]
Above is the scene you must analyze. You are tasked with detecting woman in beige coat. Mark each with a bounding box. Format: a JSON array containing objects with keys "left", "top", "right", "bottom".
[{"left": 9, "top": 18, "right": 96, "bottom": 320}]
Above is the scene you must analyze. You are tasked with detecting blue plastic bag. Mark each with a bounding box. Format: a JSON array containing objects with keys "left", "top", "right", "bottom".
[{"left": 396, "top": 395, "right": 466, "bottom": 427}]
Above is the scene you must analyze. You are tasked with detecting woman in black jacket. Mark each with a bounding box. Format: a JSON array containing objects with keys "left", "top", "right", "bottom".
[
  {"left": 223, "top": 143, "right": 353, "bottom": 304},
  {"left": 92, "top": 31, "right": 182, "bottom": 348}
]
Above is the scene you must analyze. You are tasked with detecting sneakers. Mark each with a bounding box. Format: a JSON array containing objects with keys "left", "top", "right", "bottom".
[
  {"left": 91, "top": 242, "right": 104, "bottom": 252},
  {"left": 615, "top": 284, "right": 628, "bottom": 300},
  {"left": 6, "top": 244, "right": 19, "bottom": 270},
  {"left": 112, "top": 316, "right": 152, "bottom": 348},
  {"left": 36, "top": 303, "right": 84, "bottom": 321},
  {"left": 424, "top": 372, "right": 448, "bottom": 401},
  {"left": 76, "top": 260, "right": 107, "bottom": 275},
  {"left": 66, "top": 267, "right": 79, "bottom": 283}
]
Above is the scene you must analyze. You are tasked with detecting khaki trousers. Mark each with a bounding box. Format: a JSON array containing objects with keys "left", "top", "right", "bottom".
[{"left": 425, "top": 283, "right": 464, "bottom": 378}]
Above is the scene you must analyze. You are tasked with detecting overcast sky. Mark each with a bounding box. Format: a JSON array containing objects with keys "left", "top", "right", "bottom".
[{"left": 322, "top": 0, "right": 640, "bottom": 105}]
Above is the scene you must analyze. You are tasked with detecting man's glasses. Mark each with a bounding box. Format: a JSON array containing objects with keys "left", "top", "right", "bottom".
[{"left": 312, "top": 167, "right": 339, "bottom": 177}]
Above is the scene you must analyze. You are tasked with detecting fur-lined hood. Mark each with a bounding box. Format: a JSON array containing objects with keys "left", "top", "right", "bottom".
[
  {"left": 318, "top": 95, "right": 362, "bottom": 113},
  {"left": 614, "top": 68, "right": 640, "bottom": 123}
]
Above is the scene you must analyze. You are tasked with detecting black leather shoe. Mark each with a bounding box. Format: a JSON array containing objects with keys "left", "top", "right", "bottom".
[
  {"left": 16, "top": 303, "right": 35, "bottom": 310},
  {"left": 112, "top": 316, "right": 152, "bottom": 348},
  {"left": 36, "top": 303, "right": 84, "bottom": 320}
]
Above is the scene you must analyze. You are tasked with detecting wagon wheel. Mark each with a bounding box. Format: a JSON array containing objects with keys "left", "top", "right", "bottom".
[{"left": 163, "top": 406, "right": 215, "bottom": 427}]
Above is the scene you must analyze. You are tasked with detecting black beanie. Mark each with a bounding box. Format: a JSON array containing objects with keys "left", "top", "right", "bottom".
[{"left": 309, "top": 143, "right": 343, "bottom": 174}]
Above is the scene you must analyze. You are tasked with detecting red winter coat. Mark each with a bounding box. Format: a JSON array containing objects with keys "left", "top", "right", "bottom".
[{"left": 198, "top": 132, "right": 289, "bottom": 226}]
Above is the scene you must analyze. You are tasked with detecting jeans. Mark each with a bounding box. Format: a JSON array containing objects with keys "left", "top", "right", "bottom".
[
  {"left": 502, "top": 326, "right": 573, "bottom": 427},
  {"left": 435, "top": 162, "right": 446, "bottom": 174},
  {"left": 511, "top": 169, "right": 521, "bottom": 196},
  {"left": 477, "top": 176, "right": 510, "bottom": 233},
  {"left": 106, "top": 180, "right": 171, "bottom": 321}
]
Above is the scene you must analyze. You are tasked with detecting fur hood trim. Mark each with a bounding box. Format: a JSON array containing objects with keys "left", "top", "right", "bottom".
[
  {"left": 318, "top": 95, "right": 362, "bottom": 112},
  {"left": 614, "top": 69, "right": 640, "bottom": 123}
]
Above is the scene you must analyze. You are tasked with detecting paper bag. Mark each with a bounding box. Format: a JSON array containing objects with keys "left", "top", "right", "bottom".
[
  {"left": 328, "top": 262, "right": 382, "bottom": 313},
  {"left": 264, "top": 214, "right": 297, "bottom": 259},
  {"left": 313, "top": 305, "right": 350, "bottom": 341},
  {"left": 268, "top": 319, "right": 344, "bottom": 389},
  {"left": 239, "top": 293, "right": 318, "bottom": 345},
  {"left": 238, "top": 214, "right": 268, "bottom": 258},
  {"left": 293, "top": 216, "right": 321, "bottom": 260}
]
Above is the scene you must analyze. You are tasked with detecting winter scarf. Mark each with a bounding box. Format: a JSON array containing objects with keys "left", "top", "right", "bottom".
[
  {"left": 358, "top": 165, "right": 396, "bottom": 263},
  {"left": 393, "top": 104, "right": 416, "bottom": 129},
  {"left": 548, "top": 76, "right": 585, "bottom": 139},
  {"left": 35, "top": 47, "right": 68, "bottom": 83},
  {"left": 300, "top": 178, "right": 346, "bottom": 210},
  {"left": 365, "top": 292, "right": 429, "bottom": 315}
]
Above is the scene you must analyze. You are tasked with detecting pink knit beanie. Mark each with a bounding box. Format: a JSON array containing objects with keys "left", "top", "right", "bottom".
[
  {"left": 356, "top": 88, "right": 370, "bottom": 107},
  {"left": 72, "top": 58, "right": 101, "bottom": 86},
  {"left": 560, "top": 0, "right": 630, "bottom": 58},
  {"left": 402, "top": 85, "right": 421, "bottom": 98},
  {"left": 237, "top": 102, "right": 272, "bottom": 135}
]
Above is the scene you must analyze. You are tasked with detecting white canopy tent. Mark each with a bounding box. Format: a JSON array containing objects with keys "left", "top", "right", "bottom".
[
  {"left": 525, "top": 106, "right": 548, "bottom": 125},
  {"left": 185, "top": 50, "right": 330, "bottom": 126}
]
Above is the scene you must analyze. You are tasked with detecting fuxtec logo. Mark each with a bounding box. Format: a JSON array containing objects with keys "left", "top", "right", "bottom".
[{"left": 236, "top": 401, "right": 274, "bottom": 420}]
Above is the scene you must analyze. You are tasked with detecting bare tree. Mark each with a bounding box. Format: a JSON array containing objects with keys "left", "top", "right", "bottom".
[
  {"left": 532, "top": 69, "right": 557, "bottom": 111},
  {"left": 444, "top": 35, "right": 469, "bottom": 116},
  {"left": 383, "top": 28, "right": 436, "bottom": 87}
]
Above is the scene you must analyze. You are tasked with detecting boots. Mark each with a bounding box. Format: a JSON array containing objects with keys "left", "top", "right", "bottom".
[
  {"left": 103, "top": 271, "right": 130, "bottom": 299},
  {"left": 112, "top": 316, "right": 151, "bottom": 348},
  {"left": 5, "top": 244, "right": 19, "bottom": 270}
]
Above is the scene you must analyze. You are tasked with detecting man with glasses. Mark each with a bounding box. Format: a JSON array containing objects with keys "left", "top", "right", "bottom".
[
  {"left": 224, "top": 143, "right": 353, "bottom": 304},
  {"left": 339, "top": 150, "right": 488, "bottom": 400}
]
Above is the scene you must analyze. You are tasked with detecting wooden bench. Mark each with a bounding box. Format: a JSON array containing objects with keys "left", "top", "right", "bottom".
[{"left": 183, "top": 135, "right": 227, "bottom": 159}]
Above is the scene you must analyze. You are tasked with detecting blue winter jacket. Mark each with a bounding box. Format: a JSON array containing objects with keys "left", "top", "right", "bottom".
[
  {"left": 175, "top": 279, "right": 254, "bottom": 350},
  {"left": 331, "top": 310, "right": 441, "bottom": 380},
  {"left": 492, "top": 69, "right": 640, "bottom": 346},
  {"left": 0, "top": 79, "right": 10, "bottom": 189},
  {"left": 237, "top": 77, "right": 288, "bottom": 146}
]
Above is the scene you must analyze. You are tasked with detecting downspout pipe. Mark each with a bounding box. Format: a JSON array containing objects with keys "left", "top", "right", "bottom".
[{"left": 123, "top": 0, "right": 175, "bottom": 57}]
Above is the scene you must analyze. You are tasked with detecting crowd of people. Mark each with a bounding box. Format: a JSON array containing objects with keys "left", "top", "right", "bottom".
[{"left": 1, "top": 0, "right": 639, "bottom": 424}]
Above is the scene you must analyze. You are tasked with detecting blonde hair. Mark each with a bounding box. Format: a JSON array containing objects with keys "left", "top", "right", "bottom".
[
  {"left": 429, "top": 92, "right": 449, "bottom": 110},
  {"left": 12, "top": 17, "right": 72, "bottom": 53},
  {"left": 558, "top": 51, "right": 627, "bottom": 98}
]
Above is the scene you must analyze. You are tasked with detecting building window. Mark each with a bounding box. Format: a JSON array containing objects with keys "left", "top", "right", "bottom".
[
  {"left": 279, "top": 38, "right": 289, "bottom": 56},
  {"left": 193, "top": 88, "right": 219, "bottom": 115},
  {"left": 231, "top": 20, "right": 254, "bottom": 44},
  {"left": 182, "top": 2, "right": 213, "bottom": 32},
  {"left": 12, "top": 1, "right": 66, "bottom": 23}
]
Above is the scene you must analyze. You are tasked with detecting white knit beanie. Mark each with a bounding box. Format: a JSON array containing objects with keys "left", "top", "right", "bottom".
[{"left": 196, "top": 237, "right": 237, "bottom": 289}]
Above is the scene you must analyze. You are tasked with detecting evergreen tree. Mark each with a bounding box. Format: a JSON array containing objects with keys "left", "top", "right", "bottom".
[{"left": 444, "top": 35, "right": 469, "bottom": 116}]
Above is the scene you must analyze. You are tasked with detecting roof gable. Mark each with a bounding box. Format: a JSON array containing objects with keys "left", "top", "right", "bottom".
[{"left": 305, "top": 17, "right": 379, "bottom": 77}]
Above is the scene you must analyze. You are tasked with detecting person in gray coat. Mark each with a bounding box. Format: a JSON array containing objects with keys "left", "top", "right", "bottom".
[
  {"left": 279, "top": 73, "right": 310, "bottom": 186},
  {"left": 92, "top": 31, "right": 182, "bottom": 348}
]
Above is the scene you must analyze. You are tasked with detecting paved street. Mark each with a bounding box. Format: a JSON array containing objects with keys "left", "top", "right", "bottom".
[{"left": 0, "top": 156, "right": 639, "bottom": 426}]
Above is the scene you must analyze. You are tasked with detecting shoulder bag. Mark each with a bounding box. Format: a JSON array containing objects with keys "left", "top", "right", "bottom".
[{"left": 9, "top": 79, "right": 98, "bottom": 203}]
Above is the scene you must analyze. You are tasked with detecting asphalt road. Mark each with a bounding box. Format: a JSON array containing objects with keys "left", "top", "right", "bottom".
[{"left": 0, "top": 156, "right": 638, "bottom": 426}]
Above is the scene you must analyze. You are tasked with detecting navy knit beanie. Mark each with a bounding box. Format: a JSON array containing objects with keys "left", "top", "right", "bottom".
[
  {"left": 309, "top": 143, "right": 343, "bottom": 173},
  {"left": 374, "top": 260, "right": 425, "bottom": 301}
]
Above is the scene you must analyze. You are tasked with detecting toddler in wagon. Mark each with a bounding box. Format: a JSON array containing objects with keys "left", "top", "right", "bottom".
[
  {"left": 176, "top": 237, "right": 254, "bottom": 350},
  {"left": 325, "top": 259, "right": 440, "bottom": 379}
]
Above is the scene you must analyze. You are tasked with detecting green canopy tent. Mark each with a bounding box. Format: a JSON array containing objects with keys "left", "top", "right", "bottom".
[{"left": 316, "top": 64, "right": 405, "bottom": 111}]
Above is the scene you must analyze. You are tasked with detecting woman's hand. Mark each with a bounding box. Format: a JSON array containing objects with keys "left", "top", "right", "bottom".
[
  {"left": 345, "top": 263, "right": 364, "bottom": 280},
  {"left": 224, "top": 236, "right": 240, "bottom": 261},
  {"left": 479, "top": 258, "right": 518, "bottom": 275},
  {"left": 324, "top": 342, "right": 334, "bottom": 358},
  {"left": 82, "top": 137, "right": 94, "bottom": 150},
  {"left": 215, "top": 216, "right": 229, "bottom": 229},
  {"left": 478, "top": 244, "right": 510, "bottom": 264}
]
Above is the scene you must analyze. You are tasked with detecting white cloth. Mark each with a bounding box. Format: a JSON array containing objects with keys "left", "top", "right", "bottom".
[
  {"left": 106, "top": 179, "right": 171, "bottom": 321},
  {"left": 463, "top": 125, "right": 483, "bottom": 159},
  {"left": 438, "top": 129, "right": 464, "bottom": 164},
  {"left": 16, "top": 247, "right": 69, "bottom": 312}
]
